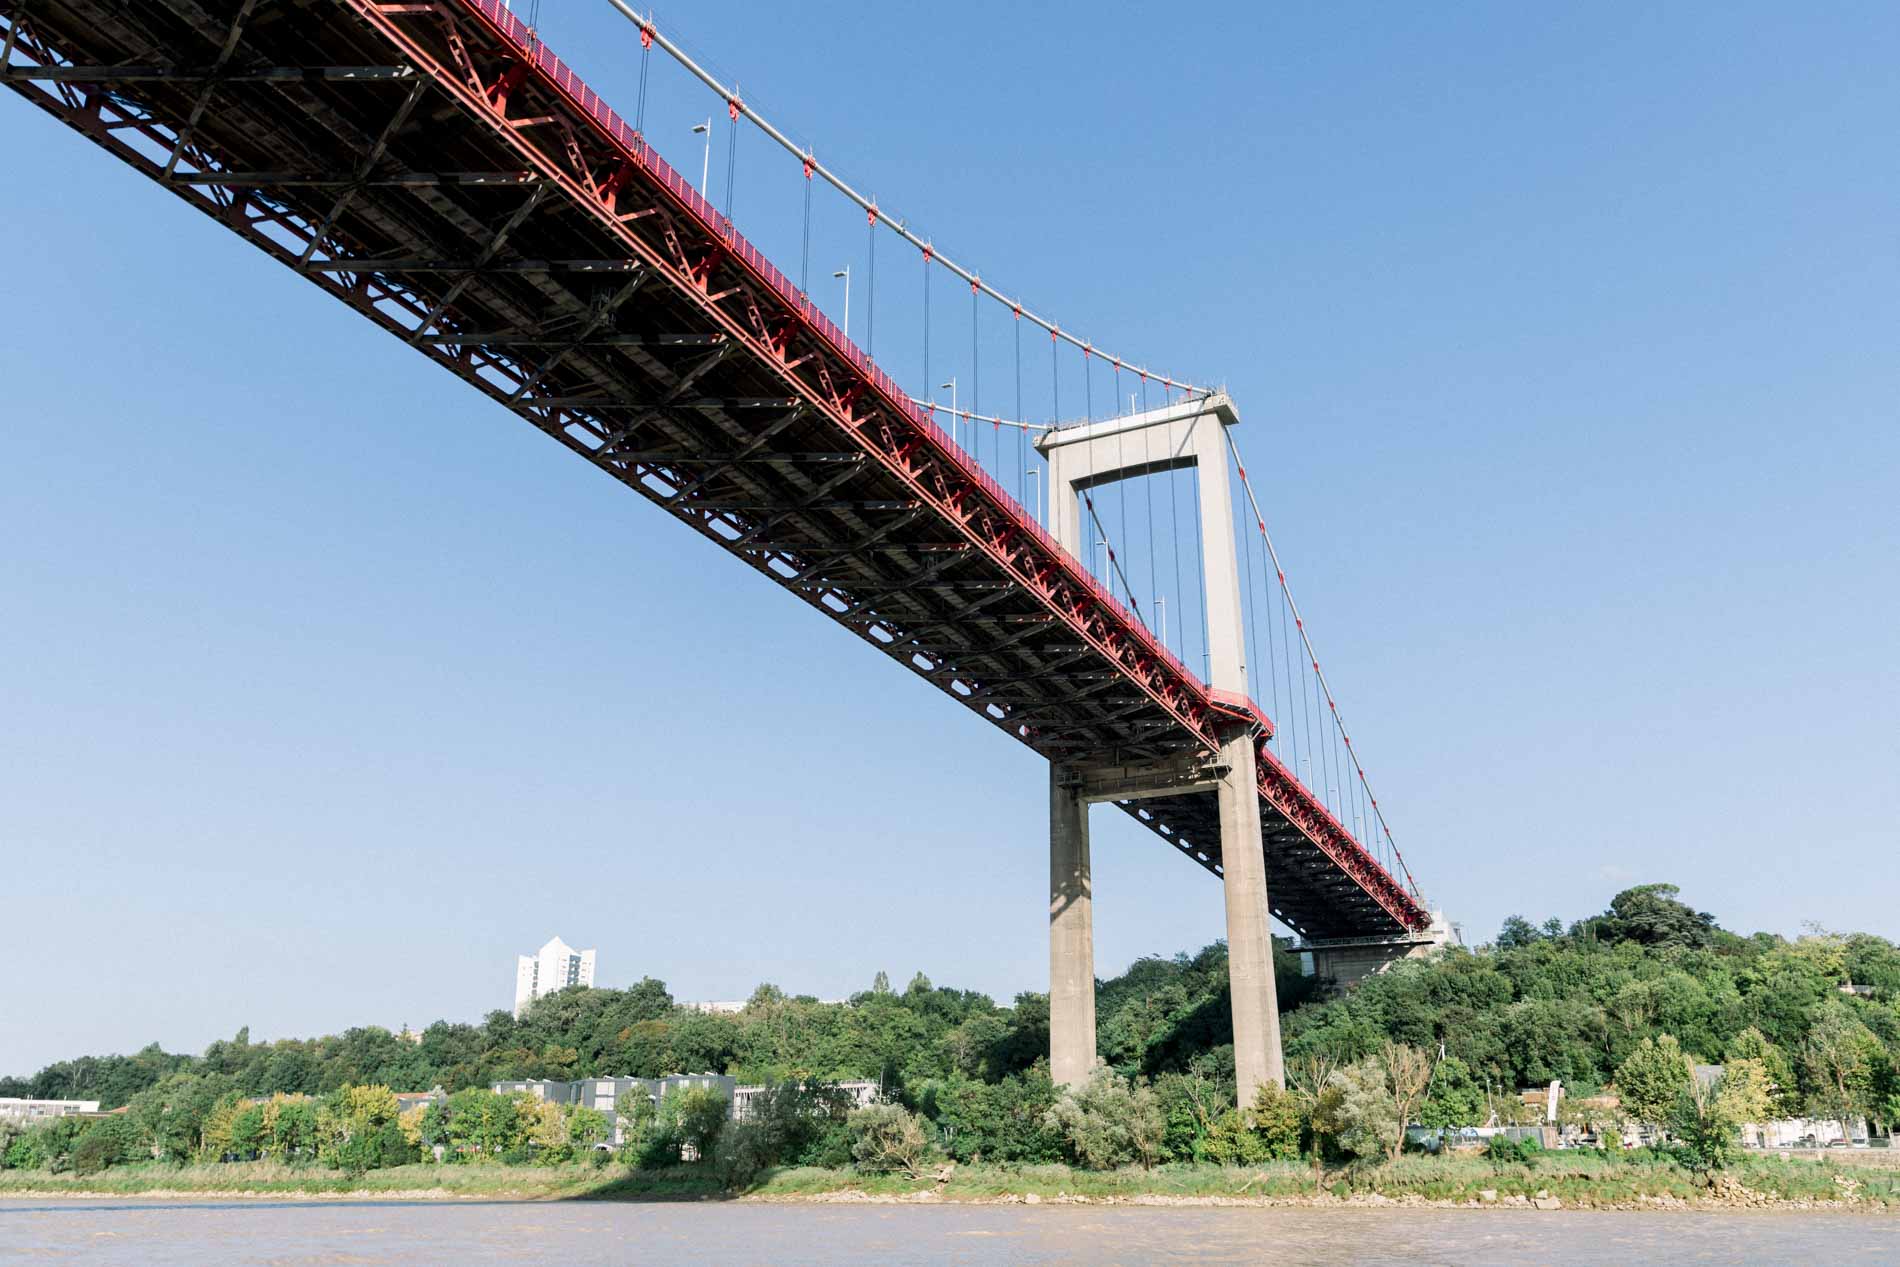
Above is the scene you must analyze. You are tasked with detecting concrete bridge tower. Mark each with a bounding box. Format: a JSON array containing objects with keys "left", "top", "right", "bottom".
[{"left": 1035, "top": 393, "right": 1285, "bottom": 1104}]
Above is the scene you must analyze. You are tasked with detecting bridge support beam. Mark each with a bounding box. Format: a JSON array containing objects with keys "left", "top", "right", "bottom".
[
  {"left": 1218, "top": 732, "right": 1284, "bottom": 1098},
  {"left": 1049, "top": 764, "right": 1096, "bottom": 1090},
  {"left": 1037, "top": 393, "right": 1284, "bottom": 1102}
]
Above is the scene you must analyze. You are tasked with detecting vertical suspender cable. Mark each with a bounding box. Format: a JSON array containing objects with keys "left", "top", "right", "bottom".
[
  {"left": 1190, "top": 464, "right": 1210, "bottom": 683},
  {"left": 635, "top": 19, "right": 652, "bottom": 134},
  {"left": 1279, "top": 568, "right": 1300, "bottom": 776},
  {"left": 1142, "top": 389, "right": 1156, "bottom": 631},
  {"left": 1015, "top": 309, "right": 1024, "bottom": 508},
  {"left": 1114, "top": 369, "right": 1130, "bottom": 616},
  {"left": 971, "top": 280, "right": 981, "bottom": 472},
  {"left": 865, "top": 206, "right": 876, "bottom": 358},
  {"left": 922, "top": 245, "right": 931, "bottom": 412},
  {"left": 723, "top": 96, "right": 739, "bottom": 219},
  {"left": 799, "top": 155, "right": 812, "bottom": 295},
  {"left": 1238, "top": 450, "right": 1262, "bottom": 706},
  {"left": 1260, "top": 519, "right": 1282, "bottom": 756},
  {"left": 1224, "top": 429, "right": 1421, "bottom": 894},
  {"left": 1162, "top": 436, "right": 1178, "bottom": 661},
  {"left": 1050, "top": 329, "right": 1059, "bottom": 426},
  {"left": 609, "top": 3, "right": 1215, "bottom": 407}
]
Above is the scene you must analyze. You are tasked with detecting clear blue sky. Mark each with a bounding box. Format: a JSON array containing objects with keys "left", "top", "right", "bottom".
[{"left": 2, "top": 1, "right": 1894, "bottom": 1076}]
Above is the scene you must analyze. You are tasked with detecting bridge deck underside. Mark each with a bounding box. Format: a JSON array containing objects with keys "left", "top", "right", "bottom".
[{"left": 2, "top": 0, "right": 1423, "bottom": 939}]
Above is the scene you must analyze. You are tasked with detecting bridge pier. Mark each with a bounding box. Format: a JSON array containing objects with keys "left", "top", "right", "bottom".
[
  {"left": 1049, "top": 765, "right": 1096, "bottom": 1090},
  {"left": 1037, "top": 395, "right": 1284, "bottom": 1102},
  {"left": 1216, "top": 732, "right": 1284, "bottom": 1096}
]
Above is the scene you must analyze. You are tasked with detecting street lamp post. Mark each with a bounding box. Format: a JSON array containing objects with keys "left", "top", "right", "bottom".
[
  {"left": 832, "top": 267, "right": 850, "bottom": 340},
  {"left": 691, "top": 117, "right": 712, "bottom": 194},
  {"left": 1155, "top": 596, "right": 1167, "bottom": 647},
  {"left": 1025, "top": 468, "right": 1041, "bottom": 527},
  {"left": 939, "top": 378, "right": 957, "bottom": 447}
]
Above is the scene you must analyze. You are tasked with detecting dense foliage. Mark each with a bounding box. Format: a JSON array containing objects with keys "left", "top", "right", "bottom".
[{"left": 4, "top": 883, "right": 1895, "bottom": 1179}]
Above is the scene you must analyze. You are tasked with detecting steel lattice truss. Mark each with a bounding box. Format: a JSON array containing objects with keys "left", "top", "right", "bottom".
[{"left": 0, "top": 0, "right": 1427, "bottom": 937}]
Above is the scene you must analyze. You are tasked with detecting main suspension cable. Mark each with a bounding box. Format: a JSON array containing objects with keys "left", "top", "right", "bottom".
[{"left": 606, "top": 1, "right": 1211, "bottom": 399}]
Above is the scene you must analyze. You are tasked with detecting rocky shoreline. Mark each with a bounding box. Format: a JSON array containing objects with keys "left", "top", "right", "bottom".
[{"left": 5, "top": 1177, "right": 1890, "bottom": 1213}]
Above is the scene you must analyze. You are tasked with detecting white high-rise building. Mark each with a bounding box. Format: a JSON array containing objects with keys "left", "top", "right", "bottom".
[{"left": 514, "top": 936, "right": 596, "bottom": 1016}]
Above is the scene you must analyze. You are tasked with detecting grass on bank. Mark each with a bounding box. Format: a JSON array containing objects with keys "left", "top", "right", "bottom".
[{"left": 2, "top": 1153, "right": 1895, "bottom": 1206}]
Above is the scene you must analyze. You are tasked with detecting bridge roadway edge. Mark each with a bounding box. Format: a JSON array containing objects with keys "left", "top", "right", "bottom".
[{"left": 0, "top": 0, "right": 1427, "bottom": 947}]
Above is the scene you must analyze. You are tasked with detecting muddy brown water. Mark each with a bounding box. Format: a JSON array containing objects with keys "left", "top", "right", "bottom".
[{"left": 1, "top": 1198, "right": 1895, "bottom": 1264}]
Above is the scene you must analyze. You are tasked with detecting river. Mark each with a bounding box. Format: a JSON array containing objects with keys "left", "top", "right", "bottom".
[{"left": 0, "top": 1199, "right": 1894, "bottom": 1264}]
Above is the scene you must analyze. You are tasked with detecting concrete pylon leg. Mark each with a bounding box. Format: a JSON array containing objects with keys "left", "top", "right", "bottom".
[
  {"left": 1219, "top": 734, "right": 1284, "bottom": 1102},
  {"left": 1049, "top": 764, "right": 1096, "bottom": 1089}
]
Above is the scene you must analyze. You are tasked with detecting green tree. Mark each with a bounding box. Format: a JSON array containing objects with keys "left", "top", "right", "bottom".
[
  {"left": 1290, "top": 1053, "right": 1344, "bottom": 1187},
  {"left": 264, "top": 1094, "right": 319, "bottom": 1161},
  {"left": 228, "top": 1103, "right": 268, "bottom": 1157},
  {"left": 1418, "top": 1055, "right": 1486, "bottom": 1129},
  {"left": 918, "top": 1070, "right": 1063, "bottom": 1164},
  {"left": 1669, "top": 1061, "right": 1771, "bottom": 1180},
  {"left": 1204, "top": 1082, "right": 1302, "bottom": 1165},
  {"left": 566, "top": 1104, "right": 610, "bottom": 1153},
  {"left": 661, "top": 1085, "right": 730, "bottom": 1162},
  {"left": 1725, "top": 1027, "right": 1800, "bottom": 1117},
  {"left": 614, "top": 1090, "right": 659, "bottom": 1162},
  {"left": 1804, "top": 1002, "right": 1879, "bottom": 1145},
  {"left": 1042, "top": 1069, "right": 1167, "bottom": 1169},
  {"left": 1328, "top": 1057, "right": 1400, "bottom": 1163},
  {"left": 1496, "top": 916, "right": 1543, "bottom": 951},
  {"left": 125, "top": 1072, "right": 237, "bottom": 1162},
  {"left": 71, "top": 1117, "right": 134, "bottom": 1175},
  {"left": 1594, "top": 884, "right": 1717, "bottom": 950},
  {"left": 1614, "top": 1035, "right": 1692, "bottom": 1134}
]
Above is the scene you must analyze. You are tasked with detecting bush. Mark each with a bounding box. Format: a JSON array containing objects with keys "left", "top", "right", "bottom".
[
  {"left": 918, "top": 1071, "right": 1063, "bottom": 1165},
  {"left": 1329, "top": 1058, "right": 1400, "bottom": 1162},
  {"left": 1485, "top": 1134, "right": 1541, "bottom": 1166},
  {"left": 713, "top": 1121, "right": 774, "bottom": 1189},
  {"left": 72, "top": 1119, "right": 133, "bottom": 1176},
  {"left": 848, "top": 1104, "right": 931, "bottom": 1177},
  {"left": 1042, "top": 1070, "right": 1166, "bottom": 1170},
  {"left": 1203, "top": 1110, "right": 1270, "bottom": 1165},
  {"left": 728, "top": 1079, "right": 854, "bottom": 1177},
  {"left": 8, "top": 1119, "right": 82, "bottom": 1173},
  {"left": 661, "top": 1086, "right": 729, "bottom": 1163},
  {"left": 801, "top": 1118, "right": 854, "bottom": 1169},
  {"left": 1249, "top": 1084, "right": 1304, "bottom": 1161}
]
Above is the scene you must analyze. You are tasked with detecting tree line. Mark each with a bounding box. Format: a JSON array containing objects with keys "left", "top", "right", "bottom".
[{"left": 4, "top": 883, "right": 1895, "bottom": 1179}]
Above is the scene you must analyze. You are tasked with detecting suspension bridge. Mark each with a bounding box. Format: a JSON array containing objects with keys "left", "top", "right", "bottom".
[{"left": 1, "top": 0, "right": 1450, "bottom": 1101}]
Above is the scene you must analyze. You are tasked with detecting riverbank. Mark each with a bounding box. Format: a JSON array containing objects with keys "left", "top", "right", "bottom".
[{"left": 2, "top": 1154, "right": 1895, "bottom": 1210}]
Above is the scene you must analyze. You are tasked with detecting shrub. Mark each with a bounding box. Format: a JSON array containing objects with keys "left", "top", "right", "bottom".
[
  {"left": 1485, "top": 1134, "right": 1541, "bottom": 1166},
  {"left": 1249, "top": 1084, "right": 1304, "bottom": 1161},
  {"left": 71, "top": 1119, "right": 133, "bottom": 1176},
  {"left": 662, "top": 1086, "right": 729, "bottom": 1163},
  {"left": 730, "top": 1079, "right": 854, "bottom": 1176},
  {"left": 847, "top": 1104, "right": 931, "bottom": 1177},
  {"left": 1042, "top": 1069, "right": 1166, "bottom": 1170},
  {"left": 713, "top": 1121, "right": 774, "bottom": 1189},
  {"left": 1151, "top": 1072, "right": 1227, "bottom": 1164},
  {"left": 1203, "top": 1110, "right": 1269, "bottom": 1166},
  {"left": 918, "top": 1070, "right": 1063, "bottom": 1165},
  {"left": 1329, "top": 1058, "right": 1400, "bottom": 1162}
]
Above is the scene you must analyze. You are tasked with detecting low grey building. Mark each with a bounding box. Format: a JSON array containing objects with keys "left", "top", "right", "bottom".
[
  {"left": 731, "top": 1079, "right": 880, "bottom": 1122},
  {"left": 491, "top": 1074, "right": 736, "bottom": 1145}
]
